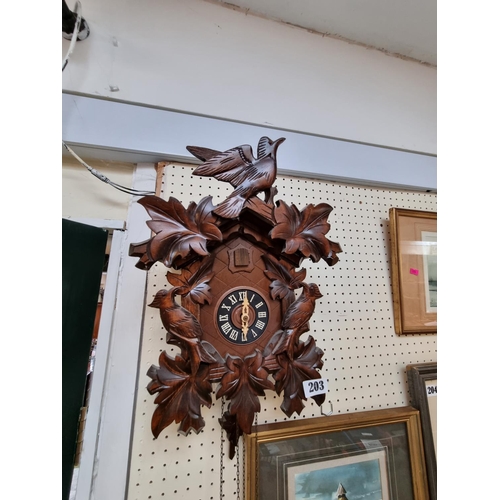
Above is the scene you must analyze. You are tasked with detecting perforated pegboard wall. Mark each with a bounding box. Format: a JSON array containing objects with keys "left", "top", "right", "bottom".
[{"left": 127, "top": 163, "right": 437, "bottom": 500}]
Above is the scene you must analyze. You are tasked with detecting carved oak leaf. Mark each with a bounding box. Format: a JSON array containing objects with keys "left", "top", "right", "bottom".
[
  {"left": 147, "top": 351, "right": 213, "bottom": 437},
  {"left": 271, "top": 201, "right": 333, "bottom": 262},
  {"left": 273, "top": 337, "right": 325, "bottom": 417},
  {"left": 323, "top": 239, "right": 343, "bottom": 266},
  {"left": 216, "top": 352, "right": 274, "bottom": 434},
  {"left": 167, "top": 255, "right": 215, "bottom": 305},
  {"left": 261, "top": 254, "right": 306, "bottom": 302},
  {"left": 131, "top": 195, "right": 223, "bottom": 269}
]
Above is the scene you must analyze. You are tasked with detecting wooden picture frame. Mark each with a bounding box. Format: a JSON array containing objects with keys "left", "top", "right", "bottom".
[
  {"left": 389, "top": 208, "right": 437, "bottom": 335},
  {"left": 406, "top": 363, "right": 437, "bottom": 500},
  {"left": 245, "top": 406, "right": 429, "bottom": 500}
]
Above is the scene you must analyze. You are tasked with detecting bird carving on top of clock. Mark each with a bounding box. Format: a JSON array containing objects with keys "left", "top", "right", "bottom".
[{"left": 130, "top": 136, "right": 342, "bottom": 457}]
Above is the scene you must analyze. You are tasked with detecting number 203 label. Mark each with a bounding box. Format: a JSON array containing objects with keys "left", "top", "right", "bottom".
[{"left": 303, "top": 378, "right": 329, "bottom": 398}]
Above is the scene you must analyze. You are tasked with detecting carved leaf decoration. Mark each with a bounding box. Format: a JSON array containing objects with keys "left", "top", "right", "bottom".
[
  {"left": 131, "top": 195, "right": 222, "bottom": 268},
  {"left": 271, "top": 201, "right": 333, "bottom": 263},
  {"left": 216, "top": 352, "right": 274, "bottom": 434},
  {"left": 273, "top": 337, "right": 325, "bottom": 417},
  {"left": 167, "top": 255, "right": 215, "bottom": 305},
  {"left": 323, "top": 239, "right": 343, "bottom": 266},
  {"left": 261, "top": 254, "right": 306, "bottom": 302},
  {"left": 146, "top": 351, "right": 213, "bottom": 437},
  {"left": 165, "top": 335, "right": 222, "bottom": 375},
  {"left": 200, "top": 340, "right": 225, "bottom": 366},
  {"left": 262, "top": 329, "right": 288, "bottom": 357},
  {"left": 219, "top": 411, "right": 244, "bottom": 460}
]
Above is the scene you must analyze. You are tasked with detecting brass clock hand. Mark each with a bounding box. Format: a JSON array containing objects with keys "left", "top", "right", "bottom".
[{"left": 240, "top": 291, "right": 250, "bottom": 342}]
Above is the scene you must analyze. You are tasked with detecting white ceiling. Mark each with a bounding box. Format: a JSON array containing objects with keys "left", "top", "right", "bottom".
[{"left": 208, "top": 0, "right": 437, "bottom": 66}]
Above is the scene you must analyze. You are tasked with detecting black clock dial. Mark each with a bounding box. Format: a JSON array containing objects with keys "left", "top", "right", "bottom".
[{"left": 216, "top": 288, "right": 270, "bottom": 345}]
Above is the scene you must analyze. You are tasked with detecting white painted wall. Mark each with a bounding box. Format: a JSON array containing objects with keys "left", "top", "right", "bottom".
[
  {"left": 62, "top": 156, "right": 133, "bottom": 219},
  {"left": 61, "top": 0, "right": 436, "bottom": 155}
]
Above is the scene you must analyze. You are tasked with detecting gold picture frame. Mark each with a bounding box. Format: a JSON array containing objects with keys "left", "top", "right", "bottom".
[
  {"left": 406, "top": 363, "right": 437, "bottom": 500},
  {"left": 389, "top": 208, "right": 437, "bottom": 335},
  {"left": 245, "top": 406, "right": 429, "bottom": 500}
]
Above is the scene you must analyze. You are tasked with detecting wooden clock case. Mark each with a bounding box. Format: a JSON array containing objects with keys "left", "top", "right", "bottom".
[{"left": 129, "top": 137, "right": 342, "bottom": 456}]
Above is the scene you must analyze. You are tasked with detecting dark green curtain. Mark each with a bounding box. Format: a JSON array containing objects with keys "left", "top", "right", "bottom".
[{"left": 62, "top": 219, "right": 107, "bottom": 500}]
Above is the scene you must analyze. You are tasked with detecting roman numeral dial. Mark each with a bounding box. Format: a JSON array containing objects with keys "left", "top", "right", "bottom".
[{"left": 216, "top": 288, "right": 270, "bottom": 345}]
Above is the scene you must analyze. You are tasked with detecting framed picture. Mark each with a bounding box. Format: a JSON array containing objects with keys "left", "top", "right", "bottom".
[
  {"left": 389, "top": 208, "right": 437, "bottom": 335},
  {"left": 406, "top": 363, "right": 437, "bottom": 500},
  {"left": 245, "top": 406, "right": 429, "bottom": 500}
]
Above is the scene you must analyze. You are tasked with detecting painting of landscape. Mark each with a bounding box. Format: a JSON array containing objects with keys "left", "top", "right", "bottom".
[
  {"left": 421, "top": 230, "right": 437, "bottom": 313},
  {"left": 287, "top": 449, "right": 389, "bottom": 500}
]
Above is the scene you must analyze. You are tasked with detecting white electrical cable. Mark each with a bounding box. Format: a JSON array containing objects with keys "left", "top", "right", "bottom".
[
  {"left": 62, "top": 141, "right": 155, "bottom": 196},
  {"left": 62, "top": 1, "right": 82, "bottom": 71},
  {"left": 62, "top": 5, "right": 153, "bottom": 196}
]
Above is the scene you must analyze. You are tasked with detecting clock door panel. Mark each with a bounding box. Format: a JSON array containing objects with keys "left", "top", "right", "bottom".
[{"left": 199, "top": 236, "right": 282, "bottom": 359}]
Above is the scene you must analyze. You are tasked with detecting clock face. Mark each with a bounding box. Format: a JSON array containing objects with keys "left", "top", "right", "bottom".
[{"left": 215, "top": 287, "right": 270, "bottom": 345}]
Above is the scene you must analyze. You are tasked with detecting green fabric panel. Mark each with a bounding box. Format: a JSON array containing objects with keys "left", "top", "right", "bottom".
[{"left": 62, "top": 219, "right": 108, "bottom": 500}]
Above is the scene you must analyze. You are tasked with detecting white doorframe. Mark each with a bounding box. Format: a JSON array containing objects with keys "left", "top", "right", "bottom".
[
  {"left": 72, "top": 163, "right": 157, "bottom": 500},
  {"left": 72, "top": 225, "right": 123, "bottom": 500}
]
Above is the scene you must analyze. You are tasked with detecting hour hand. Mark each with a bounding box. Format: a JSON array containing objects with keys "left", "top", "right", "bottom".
[{"left": 240, "top": 293, "right": 250, "bottom": 341}]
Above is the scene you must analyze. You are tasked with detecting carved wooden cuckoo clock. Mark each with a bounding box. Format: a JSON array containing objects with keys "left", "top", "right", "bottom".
[{"left": 129, "top": 136, "right": 342, "bottom": 458}]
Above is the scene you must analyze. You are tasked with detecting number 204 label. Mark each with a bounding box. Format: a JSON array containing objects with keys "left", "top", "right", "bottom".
[
  {"left": 303, "top": 378, "right": 329, "bottom": 398},
  {"left": 426, "top": 384, "right": 437, "bottom": 397}
]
